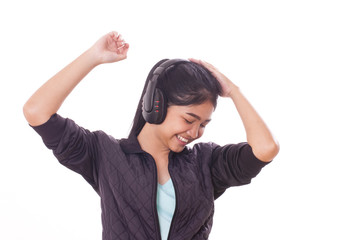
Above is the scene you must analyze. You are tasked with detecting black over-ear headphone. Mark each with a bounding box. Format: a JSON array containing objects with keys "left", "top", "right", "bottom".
[{"left": 142, "top": 58, "right": 188, "bottom": 124}]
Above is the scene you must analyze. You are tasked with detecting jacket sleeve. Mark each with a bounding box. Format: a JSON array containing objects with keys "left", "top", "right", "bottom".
[
  {"left": 30, "top": 113, "right": 99, "bottom": 190},
  {"left": 210, "top": 142, "right": 270, "bottom": 199}
]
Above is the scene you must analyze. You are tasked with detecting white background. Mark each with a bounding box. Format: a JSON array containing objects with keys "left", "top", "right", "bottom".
[{"left": 1, "top": 0, "right": 359, "bottom": 239}]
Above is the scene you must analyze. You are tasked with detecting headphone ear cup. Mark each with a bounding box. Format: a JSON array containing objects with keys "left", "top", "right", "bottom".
[
  {"left": 153, "top": 88, "right": 167, "bottom": 124},
  {"left": 142, "top": 59, "right": 187, "bottom": 124},
  {"left": 142, "top": 88, "right": 167, "bottom": 124}
]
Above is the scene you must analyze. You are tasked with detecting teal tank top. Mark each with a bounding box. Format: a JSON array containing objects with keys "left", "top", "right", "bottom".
[{"left": 156, "top": 178, "right": 176, "bottom": 239}]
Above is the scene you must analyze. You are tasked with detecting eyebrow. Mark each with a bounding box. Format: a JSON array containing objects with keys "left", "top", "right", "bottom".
[{"left": 186, "top": 112, "right": 211, "bottom": 122}]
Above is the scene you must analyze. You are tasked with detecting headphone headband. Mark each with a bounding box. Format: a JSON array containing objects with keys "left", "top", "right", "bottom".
[{"left": 142, "top": 58, "right": 189, "bottom": 124}]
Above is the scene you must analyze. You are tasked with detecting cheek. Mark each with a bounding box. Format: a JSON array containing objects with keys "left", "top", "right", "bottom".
[
  {"left": 198, "top": 128, "right": 205, "bottom": 138},
  {"left": 160, "top": 120, "right": 185, "bottom": 136},
  {"left": 171, "top": 120, "right": 190, "bottom": 133}
]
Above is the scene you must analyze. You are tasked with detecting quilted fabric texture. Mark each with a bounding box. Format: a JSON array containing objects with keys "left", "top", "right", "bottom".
[{"left": 31, "top": 114, "right": 269, "bottom": 239}]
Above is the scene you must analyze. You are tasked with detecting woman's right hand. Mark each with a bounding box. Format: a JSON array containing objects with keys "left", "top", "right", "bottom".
[
  {"left": 90, "top": 31, "right": 130, "bottom": 65},
  {"left": 23, "top": 31, "right": 129, "bottom": 126}
]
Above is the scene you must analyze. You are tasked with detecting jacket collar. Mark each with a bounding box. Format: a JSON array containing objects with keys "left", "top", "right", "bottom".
[{"left": 119, "top": 134, "right": 146, "bottom": 154}]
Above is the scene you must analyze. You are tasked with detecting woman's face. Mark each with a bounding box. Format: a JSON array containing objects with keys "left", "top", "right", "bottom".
[{"left": 155, "top": 100, "right": 215, "bottom": 153}]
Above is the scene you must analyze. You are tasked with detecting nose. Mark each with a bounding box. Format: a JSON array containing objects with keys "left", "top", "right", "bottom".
[{"left": 187, "top": 125, "right": 200, "bottom": 139}]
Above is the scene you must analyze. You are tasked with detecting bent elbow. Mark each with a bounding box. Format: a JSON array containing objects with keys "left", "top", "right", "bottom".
[
  {"left": 270, "top": 140, "right": 280, "bottom": 160},
  {"left": 23, "top": 101, "right": 51, "bottom": 127},
  {"left": 252, "top": 140, "right": 280, "bottom": 163},
  {"left": 23, "top": 101, "right": 35, "bottom": 123}
]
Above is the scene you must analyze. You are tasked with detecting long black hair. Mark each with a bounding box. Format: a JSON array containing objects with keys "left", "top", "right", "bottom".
[{"left": 129, "top": 59, "right": 222, "bottom": 137}]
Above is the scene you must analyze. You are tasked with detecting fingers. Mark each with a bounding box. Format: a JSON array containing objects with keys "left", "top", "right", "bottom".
[
  {"left": 107, "top": 31, "right": 128, "bottom": 55},
  {"left": 188, "top": 58, "right": 201, "bottom": 64},
  {"left": 115, "top": 34, "right": 127, "bottom": 49},
  {"left": 189, "top": 58, "right": 210, "bottom": 66},
  {"left": 189, "top": 58, "right": 216, "bottom": 73},
  {"left": 116, "top": 39, "right": 129, "bottom": 56},
  {"left": 117, "top": 40, "right": 127, "bottom": 49},
  {"left": 110, "top": 31, "right": 118, "bottom": 37},
  {"left": 108, "top": 31, "right": 120, "bottom": 41},
  {"left": 108, "top": 31, "right": 126, "bottom": 45},
  {"left": 116, "top": 42, "right": 130, "bottom": 55}
]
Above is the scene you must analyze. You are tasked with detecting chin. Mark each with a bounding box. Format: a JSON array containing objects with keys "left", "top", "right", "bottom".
[
  {"left": 169, "top": 141, "right": 187, "bottom": 153},
  {"left": 170, "top": 146, "right": 186, "bottom": 153}
]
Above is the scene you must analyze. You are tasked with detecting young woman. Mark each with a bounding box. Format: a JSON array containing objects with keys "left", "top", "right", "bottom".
[{"left": 23, "top": 31, "right": 279, "bottom": 240}]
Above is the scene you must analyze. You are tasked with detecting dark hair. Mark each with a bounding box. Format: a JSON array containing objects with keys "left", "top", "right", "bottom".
[{"left": 129, "top": 59, "right": 222, "bottom": 137}]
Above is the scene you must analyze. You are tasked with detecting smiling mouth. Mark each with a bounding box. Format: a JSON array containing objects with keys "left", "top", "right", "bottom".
[{"left": 176, "top": 135, "right": 189, "bottom": 144}]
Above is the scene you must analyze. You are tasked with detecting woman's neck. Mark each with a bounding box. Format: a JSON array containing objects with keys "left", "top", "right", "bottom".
[{"left": 137, "top": 123, "right": 170, "bottom": 160}]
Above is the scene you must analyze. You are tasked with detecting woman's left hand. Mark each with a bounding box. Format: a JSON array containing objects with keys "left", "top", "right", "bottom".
[
  {"left": 189, "top": 58, "right": 238, "bottom": 98},
  {"left": 190, "top": 58, "right": 279, "bottom": 162}
]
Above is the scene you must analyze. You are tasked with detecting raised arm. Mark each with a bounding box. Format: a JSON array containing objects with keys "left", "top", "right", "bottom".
[
  {"left": 190, "top": 58, "right": 279, "bottom": 163},
  {"left": 23, "top": 31, "right": 129, "bottom": 126}
]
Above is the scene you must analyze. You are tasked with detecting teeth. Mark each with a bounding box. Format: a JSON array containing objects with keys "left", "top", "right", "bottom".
[{"left": 177, "top": 135, "right": 189, "bottom": 143}]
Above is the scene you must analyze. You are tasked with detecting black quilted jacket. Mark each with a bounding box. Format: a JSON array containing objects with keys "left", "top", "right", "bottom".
[{"left": 32, "top": 114, "right": 269, "bottom": 240}]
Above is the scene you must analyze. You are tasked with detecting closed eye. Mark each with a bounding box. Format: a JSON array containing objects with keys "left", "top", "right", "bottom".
[
  {"left": 184, "top": 118, "right": 194, "bottom": 124},
  {"left": 200, "top": 122, "right": 210, "bottom": 128},
  {"left": 184, "top": 118, "right": 208, "bottom": 128}
]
